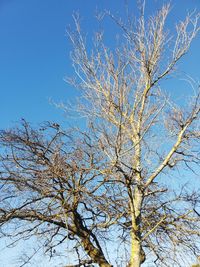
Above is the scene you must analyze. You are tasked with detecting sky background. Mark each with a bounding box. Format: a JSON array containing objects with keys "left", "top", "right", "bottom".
[
  {"left": 0, "top": 0, "right": 200, "bottom": 266},
  {"left": 0, "top": 0, "right": 200, "bottom": 130}
]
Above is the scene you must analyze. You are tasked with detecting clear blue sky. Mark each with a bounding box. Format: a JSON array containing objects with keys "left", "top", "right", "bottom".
[
  {"left": 0, "top": 0, "right": 200, "bottom": 266},
  {"left": 0, "top": 0, "right": 200, "bottom": 130}
]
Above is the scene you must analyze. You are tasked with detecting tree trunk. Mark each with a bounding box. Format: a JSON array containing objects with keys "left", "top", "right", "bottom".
[
  {"left": 99, "top": 264, "right": 112, "bottom": 267},
  {"left": 129, "top": 186, "right": 145, "bottom": 267},
  {"left": 73, "top": 210, "right": 112, "bottom": 267},
  {"left": 80, "top": 236, "right": 112, "bottom": 267},
  {"left": 129, "top": 233, "right": 143, "bottom": 267}
]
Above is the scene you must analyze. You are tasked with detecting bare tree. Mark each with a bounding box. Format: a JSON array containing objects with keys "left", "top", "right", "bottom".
[
  {"left": 0, "top": 120, "right": 120, "bottom": 266},
  {"left": 66, "top": 2, "right": 200, "bottom": 266},
  {"left": 0, "top": 2, "right": 200, "bottom": 267}
]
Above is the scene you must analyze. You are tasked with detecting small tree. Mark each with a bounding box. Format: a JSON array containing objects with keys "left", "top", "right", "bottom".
[{"left": 0, "top": 2, "right": 200, "bottom": 267}]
